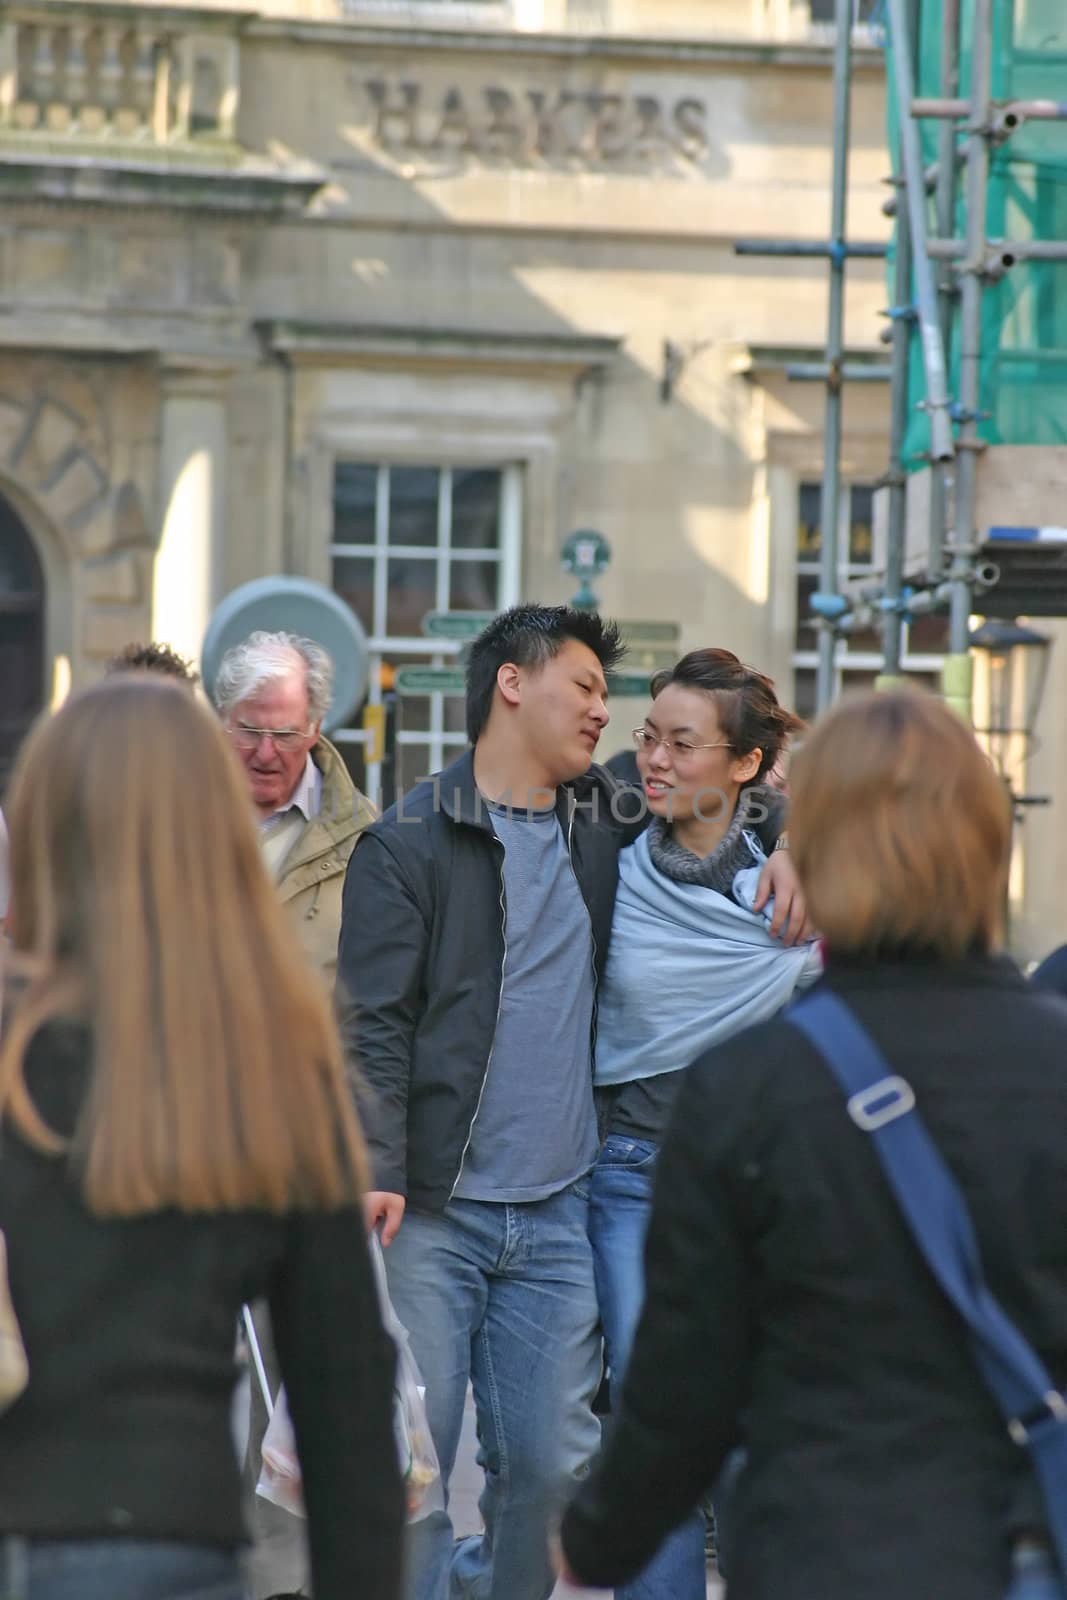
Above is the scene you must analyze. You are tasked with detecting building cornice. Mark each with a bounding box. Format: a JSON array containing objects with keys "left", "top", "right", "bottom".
[
  {"left": 257, "top": 319, "right": 622, "bottom": 374},
  {"left": 0, "top": 149, "right": 326, "bottom": 215},
  {"left": 246, "top": 17, "right": 886, "bottom": 73}
]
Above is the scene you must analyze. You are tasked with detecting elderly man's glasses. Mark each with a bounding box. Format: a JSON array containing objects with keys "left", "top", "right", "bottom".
[
  {"left": 632, "top": 728, "right": 733, "bottom": 761},
  {"left": 231, "top": 722, "right": 311, "bottom": 754}
]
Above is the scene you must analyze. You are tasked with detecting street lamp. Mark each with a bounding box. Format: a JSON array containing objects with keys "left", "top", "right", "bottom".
[{"left": 969, "top": 618, "right": 1053, "bottom": 794}]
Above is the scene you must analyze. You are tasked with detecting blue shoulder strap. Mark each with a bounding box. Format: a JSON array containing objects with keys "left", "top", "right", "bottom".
[{"left": 788, "top": 987, "right": 1067, "bottom": 1579}]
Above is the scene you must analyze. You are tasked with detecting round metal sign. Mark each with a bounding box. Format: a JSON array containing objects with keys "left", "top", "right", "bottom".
[{"left": 201, "top": 577, "right": 369, "bottom": 734}]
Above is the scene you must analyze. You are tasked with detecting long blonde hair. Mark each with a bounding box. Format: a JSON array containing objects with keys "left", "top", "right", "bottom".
[{"left": 1, "top": 675, "right": 368, "bottom": 1216}]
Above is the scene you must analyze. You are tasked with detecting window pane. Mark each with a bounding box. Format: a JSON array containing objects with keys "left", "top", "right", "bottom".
[
  {"left": 332, "top": 555, "right": 375, "bottom": 635},
  {"left": 842, "top": 606, "right": 883, "bottom": 654},
  {"left": 907, "top": 612, "right": 951, "bottom": 653},
  {"left": 849, "top": 487, "right": 875, "bottom": 565},
  {"left": 841, "top": 669, "right": 880, "bottom": 697},
  {"left": 450, "top": 559, "right": 499, "bottom": 613},
  {"left": 334, "top": 463, "right": 377, "bottom": 546},
  {"left": 338, "top": 739, "right": 368, "bottom": 796},
  {"left": 793, "top": 668, "right": 817, "bottom": 721},
  {"left": 395, "top": 743, "right": 434, "bottom": 796},
  {"left": 798, "top": 482, "right": 821, "bottom": 560},
  {"left": 395, "top": 695, "right": 432, "bottom": 734},
  {"left": 386, "top": 557, "right": 438, "bottom": 636},
  {"left": 389, "top": 467, "right": 440, "bottom": 548},
  {"left": 451, "top": 468, "right": 502, "bottom": 550}
]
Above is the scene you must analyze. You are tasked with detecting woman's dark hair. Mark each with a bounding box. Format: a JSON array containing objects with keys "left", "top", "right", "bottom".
[
  {"left": 466, "top": 604, "right": 625, "bottom": 743},
  {"left": 649, "top": 648, "right": 803, "bottom": 782}
]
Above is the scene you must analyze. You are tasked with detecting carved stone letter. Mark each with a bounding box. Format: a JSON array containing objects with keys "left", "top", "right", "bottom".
[
  {"left": 585, "top": 93, "right": 629, "bottom": 161},
  {"left": 672, "top": 98, "right": 709, "bottom": 162},
  {"left": 483, "top": 87, "right": 524, "bottom": 159},
  {"left": 431, "top": 87, "right": 474, "bottom": 152},
  {"left": 365, "top": 80, "right": 421, "bottom": 149},
  {"left": 633, "top": 95, "right": 668, "bottom": 160}
]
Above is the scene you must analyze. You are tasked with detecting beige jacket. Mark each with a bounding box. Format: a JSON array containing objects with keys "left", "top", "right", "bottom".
[{"left": 274, "top": 736, "right": 376, "bottom": 983}]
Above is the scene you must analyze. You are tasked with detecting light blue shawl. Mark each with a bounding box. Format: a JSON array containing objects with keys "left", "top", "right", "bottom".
[{"left": 594, "top": 829, "right": 822, "bottom": 1088}]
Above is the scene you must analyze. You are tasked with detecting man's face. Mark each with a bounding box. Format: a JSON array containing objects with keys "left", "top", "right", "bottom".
[
  {"left": 226, "top": 674, "right": 319, "bottom": 818},
  {"left": 515, "top": 638, "right": 610, "bottom": 786}
]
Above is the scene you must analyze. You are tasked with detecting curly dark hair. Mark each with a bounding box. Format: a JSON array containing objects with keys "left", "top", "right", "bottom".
[
  {"left": 465, "top": 604, "right": 625, "bottom": 744},
  {"left": 649, "top": 648, "right": 803, "bottom": 783},
  {"left": 106, "top": 641, "right": 199, "bottom": 686}
]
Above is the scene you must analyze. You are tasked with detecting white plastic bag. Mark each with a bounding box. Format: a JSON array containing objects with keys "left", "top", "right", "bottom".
[
  {"left": 257, "top": 1380, "right": 306, "bottom": 1518},
  {"left": 369, "top": 1234, "right": 444, "bottom": 1522},
  {"left": 247, "top": 1237, "right": 443, "bottom": 1524}
]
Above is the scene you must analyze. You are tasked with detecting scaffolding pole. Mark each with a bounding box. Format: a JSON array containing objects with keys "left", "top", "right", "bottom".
[
  {"left": 813, "top": 0, "right": 855, "bottom": 715},
  {"left": 927, "top": 0, "right": 961, "bottom": 580},
  {"left": 940, "top": 0, "right": 995, "bottom": 718},
  {"left": 879, "top": 0, "right": 920, "bottom": 683}
]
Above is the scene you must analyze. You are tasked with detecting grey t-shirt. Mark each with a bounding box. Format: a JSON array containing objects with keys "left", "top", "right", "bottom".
[{"left": 452, "top": 802, "right": 599, "bottom": 1203}]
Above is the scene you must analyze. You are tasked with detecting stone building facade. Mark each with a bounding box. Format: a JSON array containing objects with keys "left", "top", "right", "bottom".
[{"left": 1, "top": 0, "right": 907, "bottom": 781}]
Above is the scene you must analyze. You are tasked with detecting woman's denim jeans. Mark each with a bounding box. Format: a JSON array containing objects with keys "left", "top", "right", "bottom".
[
  {"left": 0, "top": 1538, "right": 243, "bottom": 1600},
  {"left": 1006, "top": 1546, "right": 1067, "bottom": 1600},
  {"left": 588, "top": 1133, "right": 708, "bottom": 1600}
]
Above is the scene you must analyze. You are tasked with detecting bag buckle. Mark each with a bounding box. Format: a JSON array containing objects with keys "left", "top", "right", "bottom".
[
  {"left": 847, "top": 1076, "right": 916, "bottom": 1132},
  {"left": 1008, "top": 1390, "right": 1067, "bottom": 1447}
]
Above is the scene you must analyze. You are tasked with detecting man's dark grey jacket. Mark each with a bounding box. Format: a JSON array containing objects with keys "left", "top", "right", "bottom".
[{"left": 336, "top": 749, "right": 634, "bottom": 1213}]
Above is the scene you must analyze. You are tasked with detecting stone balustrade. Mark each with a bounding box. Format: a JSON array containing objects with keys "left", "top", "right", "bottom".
[{"left": 0, "top": 7, "right": 241, "bottom": 145}]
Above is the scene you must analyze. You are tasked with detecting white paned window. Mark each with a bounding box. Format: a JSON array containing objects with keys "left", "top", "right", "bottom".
[
  {"left": 331, "top": 461, "right": 522, "bottom": 806},
  {"left": 792, "top": 480, "right": 948, "bottom": 718}
]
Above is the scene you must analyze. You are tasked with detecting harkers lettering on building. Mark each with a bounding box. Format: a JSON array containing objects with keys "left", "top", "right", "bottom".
[{"left": 355, "top": 80, "right": 710, "bottom": 169}]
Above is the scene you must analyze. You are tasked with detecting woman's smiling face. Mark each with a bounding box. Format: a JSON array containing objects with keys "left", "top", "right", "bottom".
[{"left": 636, "top": 684, "right": 760, "bottom": 826}]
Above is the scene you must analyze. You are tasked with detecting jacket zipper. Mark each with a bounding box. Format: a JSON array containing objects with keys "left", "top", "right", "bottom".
[
  {"left": 567, "top": 793, "right": 600, "bottom": 1063},
  {"left": 449, "top": 836, "right": 508, "bottom": 1200}
]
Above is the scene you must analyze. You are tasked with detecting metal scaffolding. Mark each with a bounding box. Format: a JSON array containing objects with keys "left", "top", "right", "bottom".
[{"left": 737, "top": 0, "right": 1067, "bottom": 718}]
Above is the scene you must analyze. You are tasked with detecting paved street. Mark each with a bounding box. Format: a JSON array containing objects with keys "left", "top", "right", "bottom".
[{"left": 451, "top": 1389, "right": 724, "bottom": 1600}]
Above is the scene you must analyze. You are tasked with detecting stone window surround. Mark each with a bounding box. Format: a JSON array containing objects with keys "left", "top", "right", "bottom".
[{"left": 272, "top": 320, "right": 621, "bottom": 803}]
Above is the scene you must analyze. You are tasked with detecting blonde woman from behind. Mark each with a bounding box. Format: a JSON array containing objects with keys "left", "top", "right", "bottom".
[{"left": 0, "top": 675, "right": 404, "bottom": 1600}]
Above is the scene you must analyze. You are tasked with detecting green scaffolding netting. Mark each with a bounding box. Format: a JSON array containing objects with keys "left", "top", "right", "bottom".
[{"left": 887, "top": 0, "right": 1067, "bottom": 465}]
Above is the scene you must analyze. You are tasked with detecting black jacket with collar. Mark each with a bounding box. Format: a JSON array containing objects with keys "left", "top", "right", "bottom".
[
  {"left": 561, "top": 953, "right": 1067, "bottom": 1600},
  {"left": 336, "top": 750, "right": 633, "bottom": 1212}
]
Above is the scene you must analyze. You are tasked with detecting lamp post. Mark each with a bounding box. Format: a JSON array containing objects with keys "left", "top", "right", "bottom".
[{"left": 969, "top": 618, "right": 1052, "bottom": 805}]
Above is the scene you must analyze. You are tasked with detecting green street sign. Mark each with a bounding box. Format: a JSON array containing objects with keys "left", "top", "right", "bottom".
[
  {"left": 607, "top": 672, "right": 655, "bottom": 698},
  {"left": 423, "top": 610, "right": 497, "bottom": 640},
  {"left": 620, "top": 621, "right": 681, "bottom": 644},
  {"left": 394, "top": 667, "right": 467, "bottom": 695}
]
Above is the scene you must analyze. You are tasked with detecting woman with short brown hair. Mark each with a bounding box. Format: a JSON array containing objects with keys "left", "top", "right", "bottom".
[
  {"left": 562, "top": 688, "right": 1067, "bottom": 1600},
  {"left": 0, "top": 675, "right": 404, "bottom": 1599}
]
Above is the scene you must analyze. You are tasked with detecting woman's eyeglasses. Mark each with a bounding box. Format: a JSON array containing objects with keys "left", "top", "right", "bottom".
[{"left": 632, "top": 728, "right": 733, "bottom": 761}]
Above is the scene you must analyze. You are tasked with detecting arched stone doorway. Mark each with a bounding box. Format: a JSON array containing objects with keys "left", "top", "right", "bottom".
[{"left": 0, "top": 490, "right": 45, "bottom": 792}]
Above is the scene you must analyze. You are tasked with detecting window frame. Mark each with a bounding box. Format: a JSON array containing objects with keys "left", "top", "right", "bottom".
[
  {"left": 791, "top": 478, "right": 947, "bottom": 712},
  {"left": 329, "top": 460, "right": 523, "bottom": 804}
]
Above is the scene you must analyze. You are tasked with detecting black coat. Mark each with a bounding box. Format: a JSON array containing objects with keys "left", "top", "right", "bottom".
[
  {"left": 0, "top": 1024, "right": 404, "bottom": 1600},
  {"left": 561, "top": 953, "right": 1067, "bottom": 1600},
  {"left": 336, "top": 750, "right": 631, "bottom": 1211}
]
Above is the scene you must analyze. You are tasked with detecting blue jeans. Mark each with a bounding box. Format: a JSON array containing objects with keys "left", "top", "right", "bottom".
[
  {"left": 382, "top": 1181, "right": 602, "bottom": 1600},
  {"left": 0, "top": 1539, "right": 242, "bottom": 1600},
  {"left": 1007, "top": 1547, "right": 1067, "bottom": 1600},
  {"left": 588, "top": 1134, "right": 708, "bottom": 1600}
]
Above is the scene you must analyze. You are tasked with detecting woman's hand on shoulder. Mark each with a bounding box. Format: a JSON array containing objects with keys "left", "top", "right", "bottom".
[{"left": 753, "top": 849, "right": 814, "bottom": 946}]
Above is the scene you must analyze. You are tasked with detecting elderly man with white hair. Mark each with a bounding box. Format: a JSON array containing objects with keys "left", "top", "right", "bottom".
[
  {"left": 214, "top": 629, "right": 375, "bottom": 1600},
  {"left": 215, "top": 629, "right": 375, "bottom": 984}
]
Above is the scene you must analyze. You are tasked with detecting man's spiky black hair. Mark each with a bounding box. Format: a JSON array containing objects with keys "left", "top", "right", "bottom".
[{"left": 465, "top": 604, "right": 625, "bottom": 744}]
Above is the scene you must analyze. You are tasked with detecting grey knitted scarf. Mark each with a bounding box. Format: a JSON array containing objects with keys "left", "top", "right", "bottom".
[{"left": 646, "top": 786, "right": 766, "bottom": 896}]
